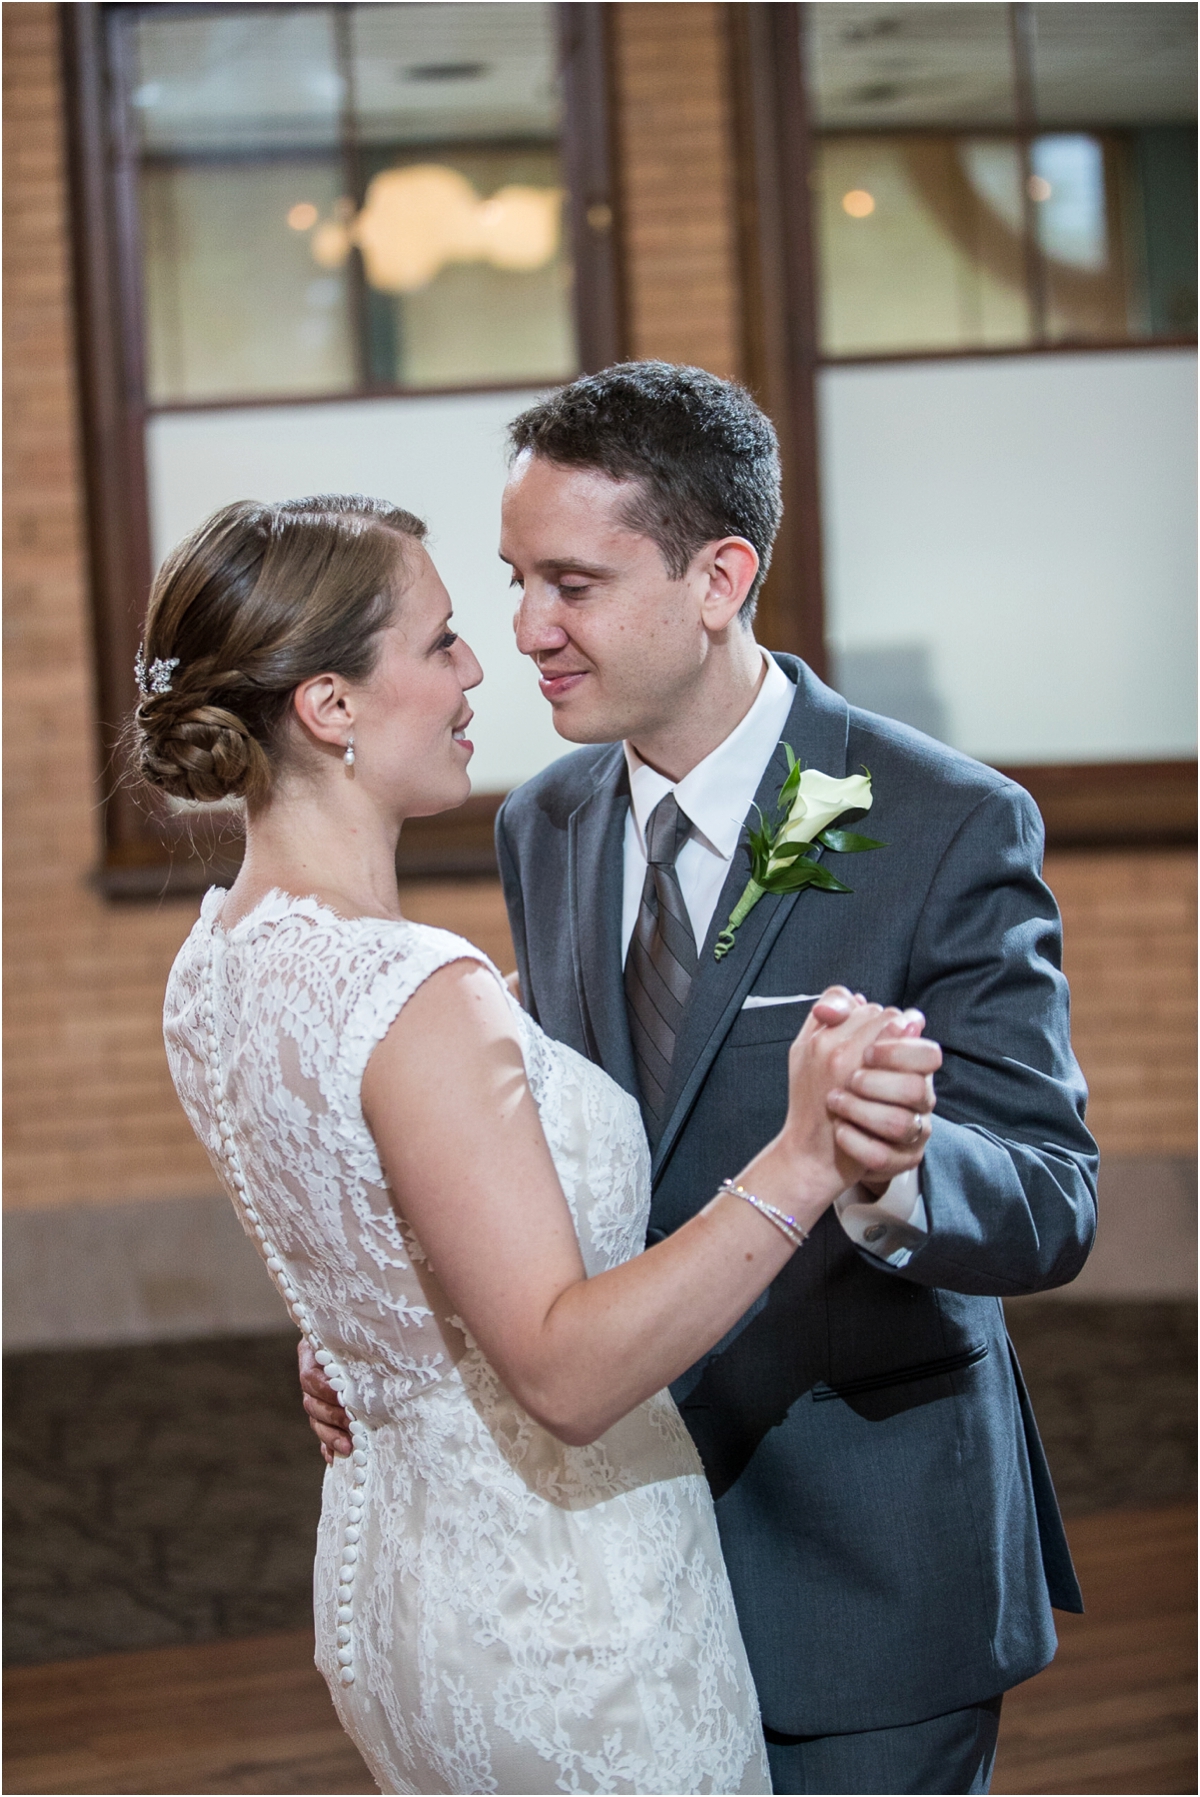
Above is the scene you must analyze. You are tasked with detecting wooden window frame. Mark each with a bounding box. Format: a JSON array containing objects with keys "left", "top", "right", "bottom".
[
  {"left": 727, "top": 1, "right": 1196, "bottom": 850},
  {"left": 61, "top": 0, "right": 624, "bottom": 899}
]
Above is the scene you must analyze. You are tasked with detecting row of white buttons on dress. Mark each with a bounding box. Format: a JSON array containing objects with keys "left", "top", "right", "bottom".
[{"left": 203, "top": 946, "right": 367, "bottom": 1687}]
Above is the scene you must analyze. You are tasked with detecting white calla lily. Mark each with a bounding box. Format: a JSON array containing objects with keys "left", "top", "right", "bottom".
[{"left": 768, "top": 771, "right": 873, "bottom": 873}]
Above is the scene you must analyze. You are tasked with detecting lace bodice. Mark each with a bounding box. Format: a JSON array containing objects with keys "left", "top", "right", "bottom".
[
  {"left": 164, "top": 890, "right": 769, "bottom": 1795},
  {"left": 166, "top": 889, "right": 649, "bottom": 1425}
]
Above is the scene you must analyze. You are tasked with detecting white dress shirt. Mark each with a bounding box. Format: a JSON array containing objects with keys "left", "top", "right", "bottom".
[{"left": 620, "top": 652, "right": 928, "bottom": 1266}]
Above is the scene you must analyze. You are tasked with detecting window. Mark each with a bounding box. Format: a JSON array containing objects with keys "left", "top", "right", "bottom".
[
  {"left": 65, "top": 3, "right": 620, "bottom": 894},
  {"left": 133, "top": 4, "right": 578, "bottom": 402},
  {"left": 731, "top": 1, "right": 1196, "bottom": 835},
  {"left": 808, "top": 3, "right": 1197, "bottom": 358}
]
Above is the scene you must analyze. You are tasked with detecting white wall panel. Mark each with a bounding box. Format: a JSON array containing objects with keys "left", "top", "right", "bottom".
[
  {"left": 818, "top": 348, "right": 1197, "bottom": 764},
  {"left": 146, "top": 389, "right": 567, "bottom": 791}
]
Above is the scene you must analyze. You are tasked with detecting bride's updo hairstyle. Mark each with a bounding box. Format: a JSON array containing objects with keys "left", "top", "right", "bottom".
[{"left": 133, "top": 494, "right": 426, "bottom": 807}]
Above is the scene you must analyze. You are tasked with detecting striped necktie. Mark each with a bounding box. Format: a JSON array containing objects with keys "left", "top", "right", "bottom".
[{"left": 624, "top": 792, "right": 698, "bottom": 1142}]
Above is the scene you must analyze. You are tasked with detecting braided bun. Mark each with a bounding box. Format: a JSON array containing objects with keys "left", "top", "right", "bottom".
[
  {"left": 136, "top": 694, "right": 271, "bottom": 805},
  {"left": 132, "top": 495, "right": 426, "bottom": 809}
]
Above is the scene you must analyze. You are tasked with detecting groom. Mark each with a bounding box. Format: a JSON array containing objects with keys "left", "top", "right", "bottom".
[{"left": 305, "top": 362, "right": 1097, "bottom": 1794}]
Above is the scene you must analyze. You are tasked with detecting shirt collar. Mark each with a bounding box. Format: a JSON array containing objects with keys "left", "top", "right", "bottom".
[{"left": 623, "top": 652, "right": 796, "bottom": 860}]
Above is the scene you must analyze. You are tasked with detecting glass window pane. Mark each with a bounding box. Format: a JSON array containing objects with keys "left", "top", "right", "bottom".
[
  {"left": 807, "top": 4, "right": 1016, "bottom": 130},
  {"left": 816, "top": 136, "right": 1032, "bottom": 355},
  {"left": 141, "top": 161, "right": 356, "bottom": 404},
  {"left": 347, "top": 147, "right": 573, "bottom": 387},
  {"left": 1026, "top": 5, "right": 1197, "bottom": 347},
  {"left": 342, "top": 3, "right": 575, "bottom": 388},
  {"left": 132, "top": 8, "right": 341, "bottom": 154},
  {"left": 133, "top": 6, "right": 353, "bottom": 404},
  {"left": 351, "top": 2, "right": 560, "bottom": 145},
  {"left": 819, "top": 352, "right": 1197, "bottom": 764},
  {"left": 129, "top": 2, "right": 575, "bottom": 403},
  {"left": 1031, "top": 133, "right": 1131, "bottom": 343},
  {"left": 1030, "top": 4, "right": 1197, "bottom": 129},
  {"left": 1132, "top": 127, "right": 1198, "bottom": 337}
]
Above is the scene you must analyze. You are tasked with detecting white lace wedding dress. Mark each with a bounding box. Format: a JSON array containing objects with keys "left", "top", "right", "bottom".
[{"left": 164, "top": 890, "right": 770, "bottom": 1796}]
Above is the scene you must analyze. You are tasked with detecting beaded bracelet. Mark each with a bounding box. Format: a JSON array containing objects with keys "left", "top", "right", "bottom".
[{"left": 718, "top": 1179, "right": 810, "bottom": 1250}]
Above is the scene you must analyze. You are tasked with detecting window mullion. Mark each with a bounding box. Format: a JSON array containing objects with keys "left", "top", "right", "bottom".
[
  {"left": 333, "top": 4, "right": 372, "bottom": 394},
  {"left": 1010, "top": 2, "right": 1048, "bottom": 345}
]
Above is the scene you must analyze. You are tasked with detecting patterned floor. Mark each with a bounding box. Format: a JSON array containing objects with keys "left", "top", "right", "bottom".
[
  {"left": 4, "top": 1334, "right": 321, "bottom": 1665},
  {"left": 4, "top": 1300, "right": 1195, "bottom": 1667},
  {"left": 1002, "top": 1296, "right": 1196, "bottom": 1514}
]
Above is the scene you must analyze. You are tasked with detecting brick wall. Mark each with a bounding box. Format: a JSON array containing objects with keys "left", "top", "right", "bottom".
[
  {"left": 1, "top": 7, "right": 518, "bottom": 1213},
  {"left": 610, "top": 3, "right": 743, "bottom": 377},
  {"left": 3, "top": 4, "right": 1194, "bottom": 1225},
  {"left": 1046, "top": 849, "right": 1196, "bottom": 1157},
  {"left": 4, "top": 5, "right": 217, "bottom": 1212}
]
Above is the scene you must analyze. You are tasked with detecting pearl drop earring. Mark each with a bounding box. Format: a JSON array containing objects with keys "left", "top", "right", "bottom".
[{"left": 343, "top": 735, "right": 355, "bottom": 770}]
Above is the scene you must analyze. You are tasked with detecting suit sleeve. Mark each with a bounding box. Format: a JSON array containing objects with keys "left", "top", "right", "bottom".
[
  {"left": 495, "top": 799, "right": 537, "bottom": 1025},
  {"left": 892, "top": 782, "right": 1098, "bottom": 1295}
]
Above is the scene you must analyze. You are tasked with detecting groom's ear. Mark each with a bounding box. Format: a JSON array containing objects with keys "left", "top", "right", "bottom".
[{"left": 697, "top": 537, "right": 759, "bottom": 633}]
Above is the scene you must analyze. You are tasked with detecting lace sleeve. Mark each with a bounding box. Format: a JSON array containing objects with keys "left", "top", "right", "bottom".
[{"left": 333, "top": 922, "right": 506, "bottom": 1137}]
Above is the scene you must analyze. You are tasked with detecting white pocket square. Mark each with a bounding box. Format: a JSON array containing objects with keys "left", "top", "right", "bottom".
[{"left": 741, "top": 992, "right": 822, "bottom": 1010}]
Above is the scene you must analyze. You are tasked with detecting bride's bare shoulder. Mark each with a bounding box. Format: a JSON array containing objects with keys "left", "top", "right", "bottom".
[{"left": 362, "top": 956, "right": 523, "bottom": 1117}]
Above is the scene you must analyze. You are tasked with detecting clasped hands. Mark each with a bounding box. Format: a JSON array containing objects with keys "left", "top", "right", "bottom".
[
  {"left": 300, "top": 985, "right": 941, "bottom": 1461},
  {"left": 801, "top": 987, "right": 941, "bottom": 1197}
]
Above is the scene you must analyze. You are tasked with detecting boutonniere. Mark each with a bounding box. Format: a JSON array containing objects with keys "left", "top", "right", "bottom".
[{"left": 714, "top": 748, "right": 885, "bottom": 959}]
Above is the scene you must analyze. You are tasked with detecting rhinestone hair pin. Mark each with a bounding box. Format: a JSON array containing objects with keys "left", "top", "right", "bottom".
[{"left": 134, "top": 648, "right": 179, "bottom": 697}]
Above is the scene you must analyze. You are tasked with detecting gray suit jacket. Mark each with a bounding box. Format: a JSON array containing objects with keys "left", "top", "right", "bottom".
[{"left": 496, "top": 655, "right": 1097, "bottom": 1735}]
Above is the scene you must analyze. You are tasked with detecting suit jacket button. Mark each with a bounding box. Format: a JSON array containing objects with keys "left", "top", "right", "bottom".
[{"left": 863, "top": 1223, "right": 888, "bottom": 1243}]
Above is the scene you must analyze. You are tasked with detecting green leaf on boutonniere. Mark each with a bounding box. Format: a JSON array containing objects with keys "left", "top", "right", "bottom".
[
  {"left": 764, "top": 841, "right": 809, "bottom": 867},
  {"left": 777, "top": 745, "right": 803, "bottom": 812},
  {"left": 770, "top": 858, "right": 852, "bottom": 893},
  {"left": 815, "top": 827, "right": 887, "bottom": 853}
]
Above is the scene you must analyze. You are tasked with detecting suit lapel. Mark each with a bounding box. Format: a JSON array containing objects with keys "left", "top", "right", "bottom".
[
  {"left": 652, "top": 658, "right": 852, "bottom": 1180},
  {"left": 566, "top": 745, "right": 639, "bottom": 1099}
]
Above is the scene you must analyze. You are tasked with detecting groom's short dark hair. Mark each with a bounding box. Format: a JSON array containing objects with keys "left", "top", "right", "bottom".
[{"left": 508, "top": 361, "right": 782, "bottom": 619}]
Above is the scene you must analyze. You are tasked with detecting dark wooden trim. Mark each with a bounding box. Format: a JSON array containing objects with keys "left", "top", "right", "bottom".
[
  {"left": 394, "top": 793, "right": 505, "bottom": 878},
  {"left": 93, "top": 828, "right": 247, "bottom": 902},
  {"left": 93, "top": 760, "right": 1196, "bottom": 900},
  {"left": 998, "top": 761, "right": 1197, "bottom": 849},
  {"left": 558, "top": 2, "right": 627, "bottom": 370},
  {"left": 727, "top": 3, "right": 827, "bottom": 675},
  {"left": 62, "top": 1, "right": 621, "bottom": 895},
  {"left": 61, "top": 3, "right": 164, "bottom": 868}
]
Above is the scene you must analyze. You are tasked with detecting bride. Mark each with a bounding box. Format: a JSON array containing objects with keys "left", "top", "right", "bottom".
[{"left": 146, "top": 494, "right": 939, "bottom": 1796}]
